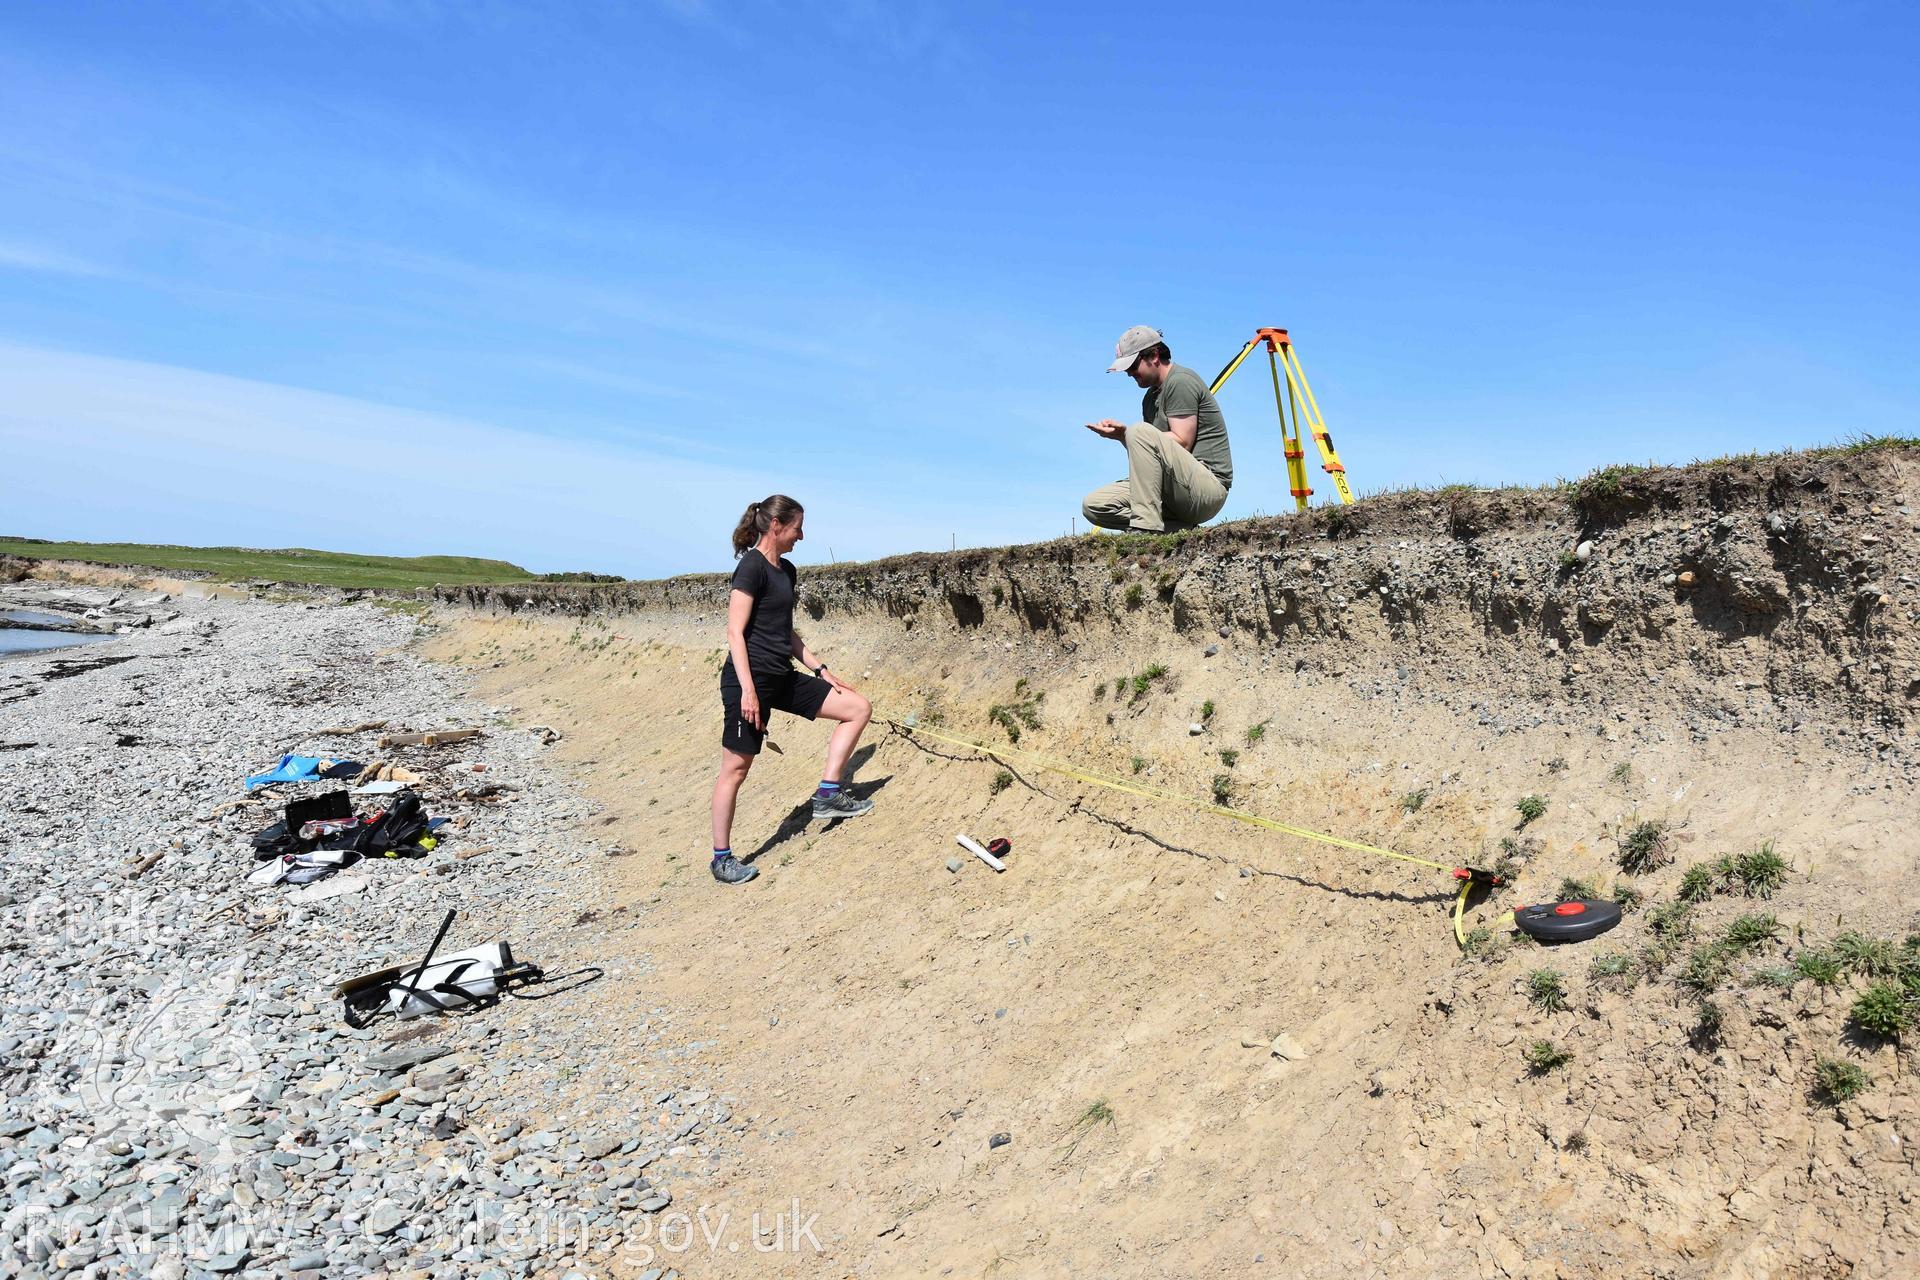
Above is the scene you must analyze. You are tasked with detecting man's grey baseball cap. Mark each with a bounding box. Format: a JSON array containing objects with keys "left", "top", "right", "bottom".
[{"left": 1107, "top": 325, "right": 1163, "bottom": 373}]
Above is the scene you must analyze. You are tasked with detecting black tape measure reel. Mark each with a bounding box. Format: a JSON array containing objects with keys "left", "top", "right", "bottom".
[{"left": 1513, "top": 898, "right": 1622, "bottom": 943}]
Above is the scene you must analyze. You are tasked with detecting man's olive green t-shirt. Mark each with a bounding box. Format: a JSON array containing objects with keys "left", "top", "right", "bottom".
[{"left": 1142, "top": 363, "right": 1233, "bottom": 488}]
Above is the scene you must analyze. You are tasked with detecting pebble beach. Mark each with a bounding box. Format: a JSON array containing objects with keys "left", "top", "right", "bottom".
[{"left": 0, "top": 579, "right": 749, "bottom": 1280}]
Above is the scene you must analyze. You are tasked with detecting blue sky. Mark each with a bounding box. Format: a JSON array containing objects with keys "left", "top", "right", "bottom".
[{"left": 2, "top": 1, "right": 1915, "bottom": 578}]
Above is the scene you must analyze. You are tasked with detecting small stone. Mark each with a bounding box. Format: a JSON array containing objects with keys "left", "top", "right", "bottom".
[
  {"left": 1676, "top": 571, "right": 1698, "bottom": 588},
  {"left": 945, "top": 857, "right": 964, "bottom": 874},
  {"left": 567, "top": 1132, "right": 616, "bottom": 1162},
  {"left": 1188, "top": 723, "right": 1205, "bottom": 736},
  {"left": 1574, "top": 540, "right": 1593, "bottom": 562},
  {"left": 364, "top": 1044, "right": 450, "bottom": 1074},
  {"left": 1203, "top": 645, "right": 1219, "bottom": 657},
  {"left": 365, "top": 1201, "right": 407, "bottom": 1236},
  {"left": 988, "top": 1132, "right": 1011, "bottom": 1150},
  {"left": 637, "top": 1192, "right": 671, "bottom": 1212},
  {"left": 1270, "top": 1033, "right": 1307, "bottom": 1061}
]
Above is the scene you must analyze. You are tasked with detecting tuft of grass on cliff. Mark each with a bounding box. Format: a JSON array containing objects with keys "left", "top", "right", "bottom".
[{"left": 0, "top": 538, "right": 542, "bottom": 590}]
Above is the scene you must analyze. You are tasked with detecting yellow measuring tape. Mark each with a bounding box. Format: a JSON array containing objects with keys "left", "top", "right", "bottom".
[{"left": 883, "top": 716, "right": 1497, "bottom": 949}]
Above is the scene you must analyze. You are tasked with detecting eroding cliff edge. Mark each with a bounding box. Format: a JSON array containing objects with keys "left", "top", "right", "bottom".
[{"left": 434, "top": 448, "right": 1919, "bottom": 763}]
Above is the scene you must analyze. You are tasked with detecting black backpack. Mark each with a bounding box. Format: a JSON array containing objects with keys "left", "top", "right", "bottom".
[{"left": 321, "top": 790, "right": 430, "bottom": 857}]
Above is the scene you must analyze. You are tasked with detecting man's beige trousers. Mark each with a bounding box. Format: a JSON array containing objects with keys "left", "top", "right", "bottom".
[{"left": 1080, "top": 423, "right": 1228, "bottom": 533}]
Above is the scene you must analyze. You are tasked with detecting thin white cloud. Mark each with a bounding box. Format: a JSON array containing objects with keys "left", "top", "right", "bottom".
[
  {"left": 0, "top": 140, "right": 870, "bottom": 366},
  {"left": 0, "top": 238, "right": 112, "bottom": 278},
  {"left": 512, "top": 355, "right": 707, "bottom": 404},
  {"left": 242, "top": 0, "right": 468, "bottom": 28},
  {"left": 0, "top": 342, "right": 1055, "bottom": 576}
]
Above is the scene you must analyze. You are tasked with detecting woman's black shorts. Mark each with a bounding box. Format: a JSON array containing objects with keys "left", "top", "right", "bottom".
[{"left": 720, "top": 666, "right": 833, "bottom": 755}]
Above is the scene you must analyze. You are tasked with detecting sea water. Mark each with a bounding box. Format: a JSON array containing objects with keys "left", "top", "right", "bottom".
[{"left": 0, "top": 610, "right": 117, "bottom": 658}]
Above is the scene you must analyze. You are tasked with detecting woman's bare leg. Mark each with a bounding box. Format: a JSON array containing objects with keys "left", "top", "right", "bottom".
[
  {"left": 817, "top": 688, "right": 872, "bottom": 783},
  {"left": 711, "top": 749, "right": 755, "bottom": 849}
]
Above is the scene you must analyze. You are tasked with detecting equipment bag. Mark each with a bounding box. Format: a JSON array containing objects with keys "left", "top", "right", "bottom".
[
  {"left": 254, "top": 791, "right": 353, "bottom": 859},
  {"left": 384, "top": 942, "right": 525, "bottom": 1018},
  {"left": 335, "top": 908, "right": 602, "bottom": 1029},
  {"left": 317, "top": 789, "right": 429, "bottom": 856}
]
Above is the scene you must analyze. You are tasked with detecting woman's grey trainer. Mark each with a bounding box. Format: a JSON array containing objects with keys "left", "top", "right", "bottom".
[
  {"left": 711, "top": 853, "right": 759, "bottom": 885},
  {"left": 812, "top": 789, "right": 874, "bottom": 820}
]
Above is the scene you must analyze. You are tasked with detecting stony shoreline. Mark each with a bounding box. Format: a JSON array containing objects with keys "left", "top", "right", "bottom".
[{"left": 0, "top": 580, "right": 748, "bottom": 1280}]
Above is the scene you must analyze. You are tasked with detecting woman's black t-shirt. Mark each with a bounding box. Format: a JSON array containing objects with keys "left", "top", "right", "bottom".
[{"left": 729, "top": 548, "right": 798, "bottom": 675}]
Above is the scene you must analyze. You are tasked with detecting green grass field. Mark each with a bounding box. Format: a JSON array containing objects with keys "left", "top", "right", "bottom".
[{"left": 0, "top": 538, "right": 535, "bottom": 590}]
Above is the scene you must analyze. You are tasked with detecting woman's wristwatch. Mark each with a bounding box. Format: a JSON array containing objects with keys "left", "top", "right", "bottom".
[{"left": 812, "top": 663, "right": 828, "bottom": 677}]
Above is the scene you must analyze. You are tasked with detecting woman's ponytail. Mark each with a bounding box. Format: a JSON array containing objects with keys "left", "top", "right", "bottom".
[{"left": 731, "top": 494, "right": 803, "bottom": 556}]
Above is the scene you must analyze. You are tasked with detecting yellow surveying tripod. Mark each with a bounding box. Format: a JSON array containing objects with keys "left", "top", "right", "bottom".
[{"left": 1209, "top": 328, "right": 1355, "bottom": 512}]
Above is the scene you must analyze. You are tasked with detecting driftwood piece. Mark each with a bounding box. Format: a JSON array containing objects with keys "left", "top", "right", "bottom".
[
  {"left": 202, "top": 796, "right": 264, "bottom": 821},
  {"left": 315, "top": 719, "right": 389, "bottom": 736},
  {"left": 378, "top": 728, "right": 483, "bottom": 750},
  {"left": 353, "top": 760, "right": 425, "bottom": 785}
]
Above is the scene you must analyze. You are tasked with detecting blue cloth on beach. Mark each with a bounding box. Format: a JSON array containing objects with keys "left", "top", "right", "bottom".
[{"left": 245, "top": 752, "right": 355, "bottom": 790}]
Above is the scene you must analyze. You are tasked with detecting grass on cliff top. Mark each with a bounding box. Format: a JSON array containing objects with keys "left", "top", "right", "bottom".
[
  {"left": 1273, "top": 435, "right": 1920, "bottom": 512},
  {"left": 1563, "top": 436, "right": 1919, "bottom": 508},
  {"left": 0, "top": 538, "right": 538, "bottom": 590},
  {"left": 1814, "top": 433, "right": 1920, "bottom": 456}
]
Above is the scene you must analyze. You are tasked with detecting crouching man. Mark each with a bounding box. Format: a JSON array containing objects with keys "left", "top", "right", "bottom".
[{"left": 1082, "top": 325, "right": 1233, "bottom": 533}]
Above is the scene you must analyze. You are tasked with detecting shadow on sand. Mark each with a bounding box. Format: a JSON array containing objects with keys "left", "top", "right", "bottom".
[{"left": 741, "top": 744, "right": 893, "bottom": 864}]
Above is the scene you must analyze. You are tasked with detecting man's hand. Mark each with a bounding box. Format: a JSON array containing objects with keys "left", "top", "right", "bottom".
[{"left": 1085, "top": 419, "right": 1128, "bottom": 441}]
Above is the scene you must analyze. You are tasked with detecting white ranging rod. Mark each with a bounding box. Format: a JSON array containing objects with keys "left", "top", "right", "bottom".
[{"left": 956, "top": 832, "right": 1006, "bottom": 872}]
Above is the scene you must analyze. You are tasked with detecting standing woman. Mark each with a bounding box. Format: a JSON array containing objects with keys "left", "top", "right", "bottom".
[{"left": 709, "top": 495, "right": 874, "bottom": 885}]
